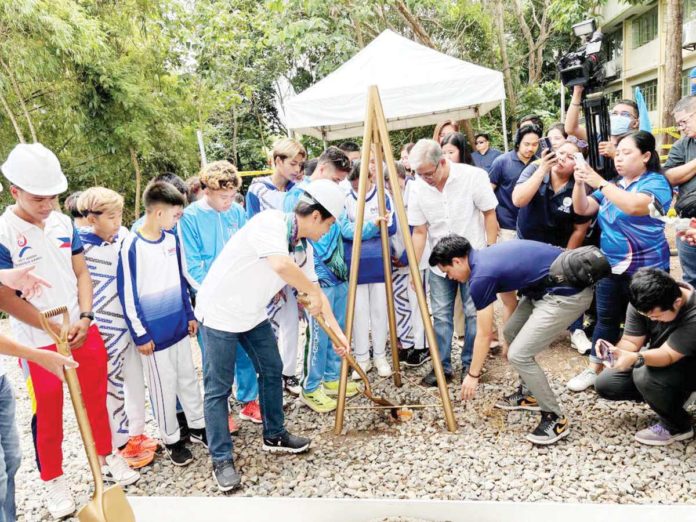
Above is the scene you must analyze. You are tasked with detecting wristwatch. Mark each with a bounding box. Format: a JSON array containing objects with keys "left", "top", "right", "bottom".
[
  {"left": 633, "top": 353, "right": 645, "bottom": 369},
  {"left": 80, "top": 311, "right": 95, "bottom": 323},
  {"left": 598, "top": 181, "right": 609, "bottom": 192}
]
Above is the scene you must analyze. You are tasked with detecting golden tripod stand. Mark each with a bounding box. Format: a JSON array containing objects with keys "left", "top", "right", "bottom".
[{"left": 333, "top": 85, "right": 457, "bottom": 434}]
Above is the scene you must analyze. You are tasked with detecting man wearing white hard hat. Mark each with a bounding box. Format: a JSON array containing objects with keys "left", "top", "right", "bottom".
[
  {"left": 0, "top": 143, "right": 139, "bottom": 519},
  {"left": 195, "top": 179, "right": 349, "bottom": 492}
]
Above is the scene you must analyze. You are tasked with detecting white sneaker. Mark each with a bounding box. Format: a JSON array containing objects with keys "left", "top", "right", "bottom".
[
  {"left": 45, "top": 476, "right": 75, "bottom": 519},
  {"left": 103, "top": 453, "right": 140, "bottom": 486},
  {"left": 685, "top": 391, "right": 696, "bottom": 408},
  {"left": 374, "top": 356, "right": 392, "bottom": 377},
  {"left": 570, "top": 329, "right": 592, "bottom": 355},
  {"left": 567, "top": 368, "right": 597, "bottom": 392},
  {"left": 351, "top": 359, "right": 372, "bottom": 380}
]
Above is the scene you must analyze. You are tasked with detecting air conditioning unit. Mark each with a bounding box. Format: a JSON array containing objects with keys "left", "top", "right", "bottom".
[
  {"left": 683, "top": 19, "right": 696, "bottom": 51},
  {"left": 604, "top": 58, "right": 622, "bottom": 80}
]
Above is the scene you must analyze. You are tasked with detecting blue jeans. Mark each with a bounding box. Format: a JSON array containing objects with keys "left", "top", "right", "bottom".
[
  {"left": 201, "top": 321, "right": 285, "bottom": 463},
  {"left": 303, "top": 283, "right": 346, "bottom": 393},
  {"left": 589, "top": 274, "right": 631, "bottom": 364},
  {"left": 428, "top": 271, "right": 477, "bottom": 373},
  {"left": 0, "top": 376, "right": 20, "bottom": 522},
  {"left": 197, "top": 328, "right": 258, "bottom": 403},
  {"left": 677, "top": 239, "right": 696, "bottom": 287}
]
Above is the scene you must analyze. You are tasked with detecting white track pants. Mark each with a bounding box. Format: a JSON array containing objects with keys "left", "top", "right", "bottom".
[
  {"left": 409, "top": 269, "right": 429, "bottom": 350},
  {"left": 105, "top": 335, "right": 147, "bottom": 448},
  {"left": 267, "top": 287, "right": 300, "bottom": 377},
  {"left": 141, "top": 337, "right": 204, "bottom": 445},
  {"left": 353, "top": 283, "right": 388, "bottom": 362}
]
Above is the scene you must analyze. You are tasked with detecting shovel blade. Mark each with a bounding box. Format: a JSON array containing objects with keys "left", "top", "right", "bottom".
[{"left": 77, "top": 485, "right": 136, "bottom": 522}]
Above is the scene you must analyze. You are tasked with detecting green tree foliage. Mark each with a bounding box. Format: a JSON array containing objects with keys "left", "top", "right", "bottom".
[{"left": 0, "top": 0, "right": 601, "bottom": 218}]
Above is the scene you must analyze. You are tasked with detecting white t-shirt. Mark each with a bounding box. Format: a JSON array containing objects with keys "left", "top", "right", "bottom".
[
  {"left": 195, "top": 210, "right": 317, "bottom": 332},
  {"left": 0, "top": 208, "right": 81, "bottom": 348},
  {"left": 407, "top": 161, "right": 498, "bottom": 276}
]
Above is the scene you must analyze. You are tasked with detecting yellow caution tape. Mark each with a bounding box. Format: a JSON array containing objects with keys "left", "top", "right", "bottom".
[{"left": 239, "top": 169, "right": 273, "bottom": 178}]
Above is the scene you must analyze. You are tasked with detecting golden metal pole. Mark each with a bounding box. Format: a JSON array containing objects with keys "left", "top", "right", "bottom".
[
  {"left": 372, "top": 128, "right": 402, "bottom": 388},
  {"left": 334, "top": 101, "right": 375, "bottom": 435},
  {"left": 369, "top": 85, "right": 458, "bottom": 432}
]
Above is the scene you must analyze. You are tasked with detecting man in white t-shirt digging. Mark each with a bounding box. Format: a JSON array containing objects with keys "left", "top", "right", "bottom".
[
  {"left": 408, "top": 139, "right": 499, "bottom": 386},
  {"left": 195, "top": 180, "right": 349, "bottom": 492}
]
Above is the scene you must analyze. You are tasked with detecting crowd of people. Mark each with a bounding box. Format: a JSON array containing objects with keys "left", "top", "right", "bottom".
[{"left": 1, "top": 86, "right": 696, "bottom": 521}]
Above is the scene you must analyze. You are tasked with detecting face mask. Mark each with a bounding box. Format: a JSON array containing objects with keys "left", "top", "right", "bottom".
[{"left": 610, "top": 114, "right": 633, "bottom": 136}]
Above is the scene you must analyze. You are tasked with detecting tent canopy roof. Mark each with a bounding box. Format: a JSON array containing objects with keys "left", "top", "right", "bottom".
[{"left": 285, "top": 30, "right": 505, "bottom": 141}]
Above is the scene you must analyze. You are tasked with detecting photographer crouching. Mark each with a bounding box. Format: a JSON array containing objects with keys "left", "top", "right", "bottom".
[{"left": 594, "top": 268, "right": 696, "bottom": 446}]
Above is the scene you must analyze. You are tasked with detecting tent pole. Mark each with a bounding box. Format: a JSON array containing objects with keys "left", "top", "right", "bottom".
[{"left": 501, "top": 99, "right": 509, "bottom": 152}]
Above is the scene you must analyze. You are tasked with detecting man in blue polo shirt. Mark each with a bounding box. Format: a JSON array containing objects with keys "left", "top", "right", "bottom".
[
  {"left": 471, "top": 133, "right": 502, "bottom": 174},
  {"left": 489, "top": 125, "right": 542, "bottom": 240},
  {"left": 428, "top": 235, "right": 593, "bottom": 445}
]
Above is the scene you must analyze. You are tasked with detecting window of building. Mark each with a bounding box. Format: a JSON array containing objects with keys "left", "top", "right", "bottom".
[
  {"left": 605, "top": 28, "right": 623, "bottom": 62},
  {"left": 605, "top": 89, "right": 623, "bottom": 109},
  {"left": 634, "top": 79, "right": 658, "bottom": 111},
  {"left": 683, "top": 69, "right": 692, "bottom": 98},
  {"left": 631, "top": 6, "right": 658, "bottom": 49}
]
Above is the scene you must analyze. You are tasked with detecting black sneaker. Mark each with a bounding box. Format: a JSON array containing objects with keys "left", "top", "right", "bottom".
[
  {"left": 283, "top": 375, "right": 301, "bottom": 396},
  {"left": 420, "top": 368, "right": 452, "bottom": 387},
  {"left": 165, "top": 439, "right": 193, "bottom": 466},
  {"left": 405, "top": 348, "right": 431, "bottom": 367},
  {"left": 189, "top": 428, "right": 208, "bottom": 448},
  {"left": 494, "top": 386, "right": 541, "bottom": 411},
  {"left": 176, "top": 411, "right": 190, "bottom": 443},
  {"left": 526, "top": 411, "right": 570, "bottom": 445},
  {"left": 212, "top": 459, "right": 242, "bottom": 492},
  {"left": 398, "top": 347, "right": 414, "bottom": 363},
  {"left": 262, "top": 431, "right": 311, "bottom": 454}
]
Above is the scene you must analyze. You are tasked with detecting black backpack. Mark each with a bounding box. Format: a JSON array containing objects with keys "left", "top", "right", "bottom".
[
  {"left": 547, "top": 246, "right": 611, "bottom": 288},
  {"left": 675, "top": 191, "right": 696, "bottom": 219}
]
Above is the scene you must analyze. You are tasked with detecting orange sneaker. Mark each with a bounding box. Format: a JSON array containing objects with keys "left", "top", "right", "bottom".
[
  {"left": 239, "top": 400, "right": 262, "bottom": 424},
  {"left": 130, "top": 434, "right": 160, "bottom": 453},
  {"left": 119, "top": 437, "right": 156, "bottom": 469},
  {"left": 228, "top": 414, "right": 240, "bottom": 435}
]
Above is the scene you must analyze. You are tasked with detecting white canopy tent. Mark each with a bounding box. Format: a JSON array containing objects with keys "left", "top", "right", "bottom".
[{"left": 285, "top": 30, "right": 508, "bottom": 149}]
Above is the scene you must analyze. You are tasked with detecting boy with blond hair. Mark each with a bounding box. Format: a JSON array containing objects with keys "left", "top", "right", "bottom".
[
  {"left": 246, "top": 138, "right": 307, "bottom": 394},
  {"left": 178, "top": 161, "right": 260, "bottom": 429},
  {"left": 77, "top": 188, "right": 157, "bottom": 468},
  {"left": 118, "top": 181, "right": 205, "bottom": 467}
]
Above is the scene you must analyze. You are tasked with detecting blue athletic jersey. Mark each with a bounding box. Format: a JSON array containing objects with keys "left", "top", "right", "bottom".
[
  {"left": 591, "top": 171, "right": 671, "bottom": 275},
  {"left": 468, "top": 240, "right": 575, "bottom": 310}
]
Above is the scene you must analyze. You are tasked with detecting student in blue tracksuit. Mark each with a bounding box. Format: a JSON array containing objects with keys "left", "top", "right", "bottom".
[
  {"left": 246, "top": 138, "right": 306, "bottom": 394},
  {"left": 340, "top": 160, "right": 397, "bottom": 379},
  {"left": 178, "top": 161, "right": 261, "bottom": 429}
]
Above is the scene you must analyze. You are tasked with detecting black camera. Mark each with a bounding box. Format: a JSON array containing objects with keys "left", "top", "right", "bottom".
[{"left": 557, "top": 20, "right": 606, "bottom": 93}]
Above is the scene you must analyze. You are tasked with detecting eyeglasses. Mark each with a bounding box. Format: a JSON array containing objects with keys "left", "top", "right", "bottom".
[
  {"left": 417, "top": 163, "right": 440, "bottom": 179},
  {"left": 475, "top": 140, "right": 486, "bottom": 145},
  {"left": 676, "top": 111, "right": 696, "bottom": 129},
  {"left": 610, "top": 110, "right": 635, "bottom": 119}
]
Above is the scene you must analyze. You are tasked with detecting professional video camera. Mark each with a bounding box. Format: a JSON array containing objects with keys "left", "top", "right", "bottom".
[
  {"left": 557, "top": 20, "right": 606, "bottom": 93},
  {"left": 557, "top": 19, "right": 613, "bottom": 179}
]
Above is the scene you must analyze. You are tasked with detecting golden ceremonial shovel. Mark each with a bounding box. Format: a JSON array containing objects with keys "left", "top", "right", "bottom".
[
  {"left": 39, "top": 306, "right": 136, "bottom": 522},
  {"left": 298, "top": 295, "right": 400, "bottom": 419}
]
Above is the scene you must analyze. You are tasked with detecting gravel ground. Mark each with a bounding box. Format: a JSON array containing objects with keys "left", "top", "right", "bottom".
[{"left": 10, "top": 237, "right": 696, "bottom": 521}]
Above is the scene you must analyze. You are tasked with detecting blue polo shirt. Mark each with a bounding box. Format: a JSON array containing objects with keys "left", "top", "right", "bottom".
[
  {"left": 489, "top": 151, "right": 532, "bottom": 230},
  {"left": 472, "top": 148, "right": 503, "bottom": 174},
  {"left": 467, "top": 239, "right": 576, "bottom": 310},
  {"left": 591, "top": 171, "right": 672, "bottom": 275},
  {"left": 515, "top": 163, "right": 590, "bottom": 247}
]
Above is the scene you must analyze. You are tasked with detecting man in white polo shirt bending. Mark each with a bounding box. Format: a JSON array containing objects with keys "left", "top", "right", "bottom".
[
  {"left": 195, "top": 179, "right": 349, "bottom": 492},
  {"left": 408, "top": 139, "right": 499, "bottom": 386}
]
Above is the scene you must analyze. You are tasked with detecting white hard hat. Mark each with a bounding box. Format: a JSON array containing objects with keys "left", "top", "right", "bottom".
[
  {"left": 1, "top": 143, "right": 68, "bottom": 196},
  {"left": 301, "top": 179, "right": 345, "bottom": 219}
]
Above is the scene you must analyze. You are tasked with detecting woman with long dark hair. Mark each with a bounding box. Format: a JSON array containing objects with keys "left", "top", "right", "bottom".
[
  {"left": 440, "top": 132, "right": 475, "bottom": 166},
  {"left": 567, "top": 130, "right": 672, "bottom": 392}
]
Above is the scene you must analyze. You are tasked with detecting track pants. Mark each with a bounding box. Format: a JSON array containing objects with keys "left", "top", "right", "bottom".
[
  {"left": 354, "top": 282, "right": 388, "bottom": 362},
  {"left": 267, "top": 287, "right": 300, "bottom": 377},
  {"left": 392, "top": 268, "right": 414, "bottom": 350},
  {"left": 141, "top": 337, "right": 204, "bottom": 445},
  {"left": 101, "top": 328, "right": 146, "bottom": 448},
  {"left": 26, "top": 325, "right": 112, "bottom": 481}
]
